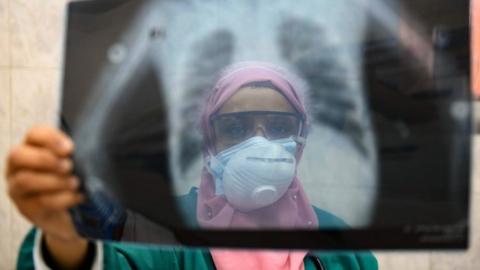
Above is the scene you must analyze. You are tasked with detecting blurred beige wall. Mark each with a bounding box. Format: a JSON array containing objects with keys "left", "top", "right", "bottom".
[{"left": 0, "top": 0, "right": 478, "bottom": 269}]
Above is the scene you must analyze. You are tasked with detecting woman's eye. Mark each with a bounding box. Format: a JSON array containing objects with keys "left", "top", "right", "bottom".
[
  {"left": 268, "top": 122, "right": 296, "bottom": 137},
  {"left": 228, "top": 125, "right": 245, "bottom": 136},
  {"left": 271, "top": 125, "right": 287, "bottom": 134},
  {"left": 221, "top": 123, "right": 247, "bottom": 139}
]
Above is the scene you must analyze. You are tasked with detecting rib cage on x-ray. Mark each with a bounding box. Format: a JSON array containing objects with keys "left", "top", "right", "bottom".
[{"left": 153, "top": 0, "right": 378, "bottom": 226}]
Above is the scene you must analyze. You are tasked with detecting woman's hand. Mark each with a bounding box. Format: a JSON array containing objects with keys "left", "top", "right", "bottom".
[{"left": 5, "top": 126, "right": 89, "bottom": 269}]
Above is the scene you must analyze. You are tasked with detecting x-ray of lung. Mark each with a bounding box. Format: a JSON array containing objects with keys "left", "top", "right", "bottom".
[{"left": 61, "top": 0, "right": 471, "bottom": 249}]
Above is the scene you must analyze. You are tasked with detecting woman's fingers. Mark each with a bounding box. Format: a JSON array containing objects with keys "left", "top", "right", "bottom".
[
  {"left": 12, "top": 189, "right": 84, "bottom": 227},
  {"left": 25, "top": 125, "right": 74, "bottom": 157},
  {"left": 7, "top": 145, "right": 72, "bottom": 176},
  {"left": 9, "top": 171, "right": 79, "bottom": 197},
  {"left": 34, "top": 191, "right": 84, "bottom": 212},
  {"left": 18, "top": 191, "right": 84, "bottom": 216}
]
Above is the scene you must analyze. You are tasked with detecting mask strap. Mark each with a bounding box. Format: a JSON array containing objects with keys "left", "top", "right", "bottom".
[
  {"left": 205, "top": 153, "right": 226, "bottom": 196},
  {"left": 205, "top": 153, "right": 216, "bottom": 174}
]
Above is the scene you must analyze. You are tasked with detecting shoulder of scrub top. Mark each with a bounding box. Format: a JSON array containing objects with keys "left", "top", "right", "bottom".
[{"left": 312, "top": 207, "right": 349, "bottom": 229}]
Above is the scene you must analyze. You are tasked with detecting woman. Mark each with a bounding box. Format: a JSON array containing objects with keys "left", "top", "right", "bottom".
[{"left": 7, "top": 62, "right": 377, "bottom": 269}]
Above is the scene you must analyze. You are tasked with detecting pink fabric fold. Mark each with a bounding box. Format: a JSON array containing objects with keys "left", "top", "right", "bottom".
[
  {"left": 210, "top": 249, "right": 307, "bottom": 270},
  {"left": 196, "top": 62, "right": 317, "bottom": 270}
]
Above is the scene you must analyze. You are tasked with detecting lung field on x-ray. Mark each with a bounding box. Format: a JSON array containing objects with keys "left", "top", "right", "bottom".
[
  {"left": 179, "top": 30, "right": 234, "bottom": 171},
  {"left": 278, "top": 17, "right": 369, "bottom": 157}
]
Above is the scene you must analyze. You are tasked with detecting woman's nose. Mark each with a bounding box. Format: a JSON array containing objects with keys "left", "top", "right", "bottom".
[{"left": 254, "top": 125, "right": 267, "bottom": 138}]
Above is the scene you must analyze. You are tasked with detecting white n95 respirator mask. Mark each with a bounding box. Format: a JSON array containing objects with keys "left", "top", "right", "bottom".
[{"left": 207, "top": 136, "right": 298, "bottom": 212}]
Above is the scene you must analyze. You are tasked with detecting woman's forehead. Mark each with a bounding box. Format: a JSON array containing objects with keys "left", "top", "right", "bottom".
[{"left": 217, "top": 87, "right": 296, "bottom": 114}]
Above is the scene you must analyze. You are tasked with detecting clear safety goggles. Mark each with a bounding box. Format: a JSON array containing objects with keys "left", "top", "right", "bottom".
[{"left": 211, "top": 111, "right": 305, "bottom": 145}]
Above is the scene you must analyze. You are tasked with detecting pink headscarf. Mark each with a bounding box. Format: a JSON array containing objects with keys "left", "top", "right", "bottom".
[{"left": 196, "top": 62, "right": 318, "bottom": 270}]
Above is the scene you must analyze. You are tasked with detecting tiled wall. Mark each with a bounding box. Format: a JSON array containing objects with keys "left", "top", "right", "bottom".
[
  {"left": 0, "top": 1, "right": 67, "bottom": 269},
  {"left": 0, "top": 1, "right": 478, "bottom": 269}
]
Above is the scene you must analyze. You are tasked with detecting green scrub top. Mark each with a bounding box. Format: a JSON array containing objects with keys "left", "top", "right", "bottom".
[
  {"left": 16, "top": 189, "right": 378, "bottom": 269},
  {"left": 17, "top": 229, "right": 377, "bottom": 270}
]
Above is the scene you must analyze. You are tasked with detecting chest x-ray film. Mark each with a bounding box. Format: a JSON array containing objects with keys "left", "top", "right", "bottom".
[{"left": 61, "top": 0, "right": 472, "bottom": 249}]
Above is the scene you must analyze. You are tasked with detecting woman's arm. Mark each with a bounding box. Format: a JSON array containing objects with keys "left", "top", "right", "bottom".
[{"left": 43, "top": 234, "right": 90, "bottom": 269}]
